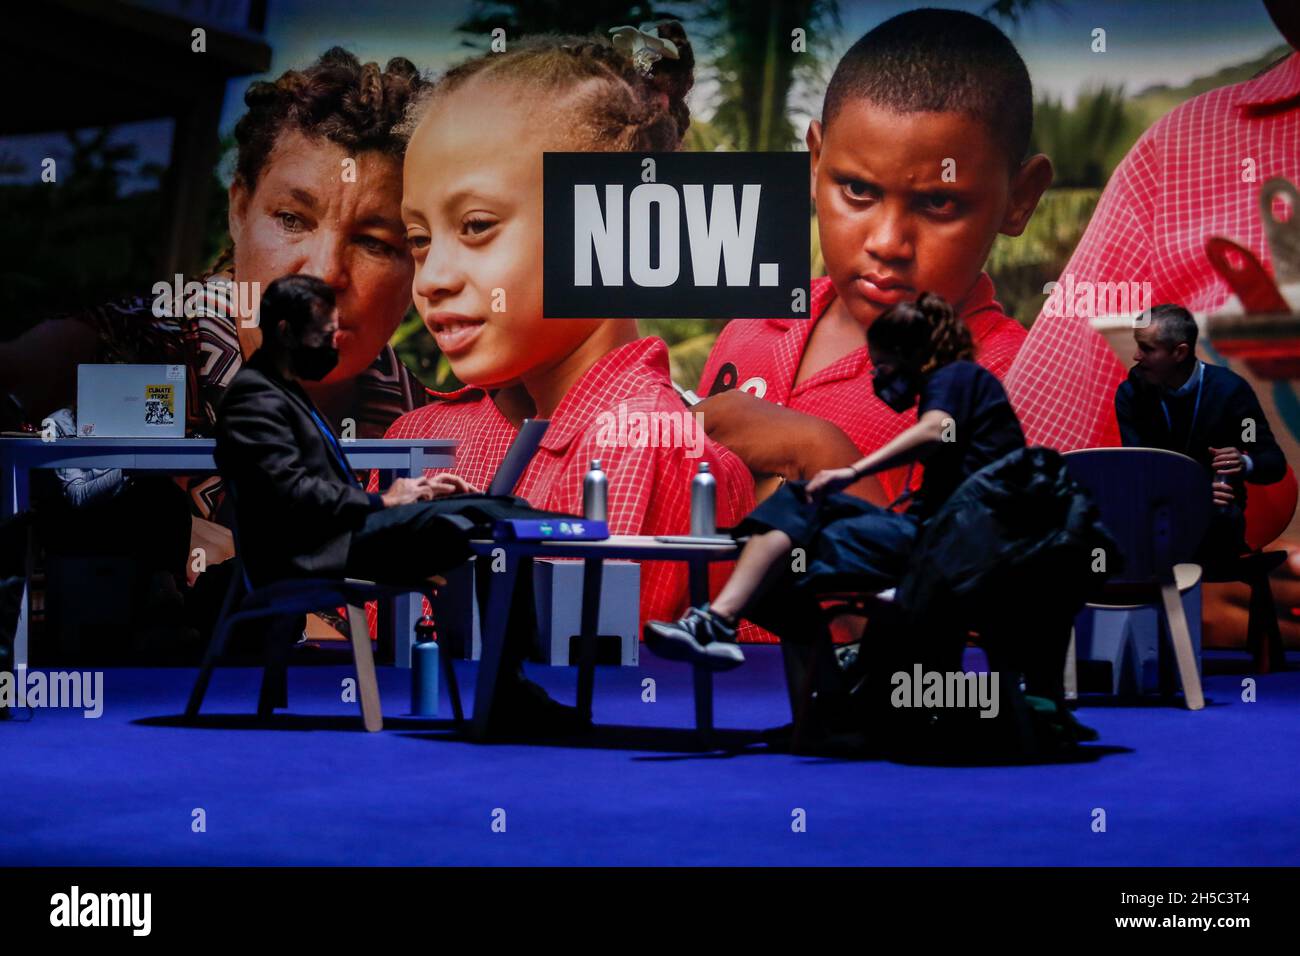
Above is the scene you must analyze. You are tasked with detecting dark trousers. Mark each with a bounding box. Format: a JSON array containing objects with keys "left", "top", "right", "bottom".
[
  {"left": 344, "top": 500, "right": 475, "bottom": 583},
  {"left": 344, "top": 499, "right": 538, "bottom": 675},
  {"left": 1197, "top": 504, "right": 1248, "bottom": 574}
]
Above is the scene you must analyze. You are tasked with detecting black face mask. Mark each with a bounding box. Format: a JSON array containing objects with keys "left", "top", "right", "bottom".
[
  {"left": 872, "top": 368, "right": 918, "bottom": 413},
  {"left": 290, "top": 343, "right": 340, "bottom": 382}
]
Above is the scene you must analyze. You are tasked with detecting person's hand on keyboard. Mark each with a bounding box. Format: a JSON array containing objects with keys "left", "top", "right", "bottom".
[
  {"left": 425, "top": 473, "right": 479, "bottom": 498},
  {"left": 381, "top": 473, "right": 478, "bottom": 507}
]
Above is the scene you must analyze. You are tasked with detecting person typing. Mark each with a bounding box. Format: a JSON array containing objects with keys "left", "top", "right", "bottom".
[{"left": 214, "top": 274, "right": 586, "bottom": 735}]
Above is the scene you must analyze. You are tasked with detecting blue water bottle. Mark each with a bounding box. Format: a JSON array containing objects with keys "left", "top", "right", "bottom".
[{"left": 410, "top": 615, "right": 439, "bottom": 716}]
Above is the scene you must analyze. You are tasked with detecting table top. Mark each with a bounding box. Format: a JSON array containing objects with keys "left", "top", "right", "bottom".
[
  {"left": 0, "top": 436, "right": 458, "bottom": 470},
  {"left": 469, "top": 534, "right": 741, "bottom": 561}
]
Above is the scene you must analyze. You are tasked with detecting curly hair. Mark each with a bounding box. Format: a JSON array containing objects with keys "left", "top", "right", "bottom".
[
  {"left": 208, "top": 48, "right": 426, "bottom": 275},
  {"left": 396, "top": 21, "right": 696, "bottom": 153},
  {"left": 866, "top": 292, "right": 975, "bottom": 374},
  {"left": 234, "top": 47, "right": 426, "bottom": 189}
]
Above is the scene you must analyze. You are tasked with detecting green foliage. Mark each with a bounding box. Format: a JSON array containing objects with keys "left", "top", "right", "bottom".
[
  {"left": 681, "top": 116, "right": 735, "bottom": 152},
  {"left": 391, "top": 307, "right": 458, "bottom": 392},
  {"left": 1031, "top": 85, "right": 1131, "bottom": 188},
  {"left": 985, "top": 187, "right": 1101, "bottom": 326},
  {"left": 699, "top": 0, "right": 841, "bottom": 153}
]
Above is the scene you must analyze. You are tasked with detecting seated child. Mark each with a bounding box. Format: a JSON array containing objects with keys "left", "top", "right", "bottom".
[
  {"left": 696, "top": 8, "right": 1050, "bottom": 505},
  {"left": 645, "top": 293, "right": 1027, "bottom": 670},
  {"left": 376, "top": 24, "right": 756, "bottom": 633}
]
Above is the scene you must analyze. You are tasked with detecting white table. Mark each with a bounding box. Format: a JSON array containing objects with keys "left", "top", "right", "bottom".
[
  {"left": 468, "top": 534, "right": 742, "bottom": 742},
  {"left": 0, "top": 436, "right": 457, "bottom": 669}
]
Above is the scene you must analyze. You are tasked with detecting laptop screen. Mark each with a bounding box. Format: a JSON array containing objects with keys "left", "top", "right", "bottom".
[{"left": 487, "top": 418, "right": 550, "bottom": 495}]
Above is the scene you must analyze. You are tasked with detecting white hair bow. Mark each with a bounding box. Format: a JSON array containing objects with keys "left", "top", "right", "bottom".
[{"left": 609, "top": 23, "right": 680, "bottom": 77}]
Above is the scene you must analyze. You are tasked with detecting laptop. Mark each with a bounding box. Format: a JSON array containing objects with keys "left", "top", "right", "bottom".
[{"left": 76, "top": 364, "right": 186, "bottom": 438}]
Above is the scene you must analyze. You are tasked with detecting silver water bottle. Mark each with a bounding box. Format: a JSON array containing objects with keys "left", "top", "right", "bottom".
[
  {"left": 584, "top": 459, "right": 608, "bottom": 521},
  {"left": 690, "top": 461, "right": 717, "bottom": 536}
]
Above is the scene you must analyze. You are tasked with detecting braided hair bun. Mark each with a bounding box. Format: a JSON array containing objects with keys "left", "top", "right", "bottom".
[{"left": 867, "top": 292, "right": 976, "bottom": 373}]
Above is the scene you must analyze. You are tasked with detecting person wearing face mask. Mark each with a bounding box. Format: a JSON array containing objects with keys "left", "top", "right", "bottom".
[
  {"left": 644, "top": 293, "right": 1027, "bottom": 672},
  {"left": 213, "top": 275, "right": 478, "bottom": 588},
  {"left": 214, "top": 275, "right": 590, "bottom": 736}
]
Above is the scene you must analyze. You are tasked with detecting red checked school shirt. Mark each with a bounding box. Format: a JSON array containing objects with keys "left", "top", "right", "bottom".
[
  {"left": 370, "top": 337, "right": 760, "bottom": 639},
  {"left": 698, "top": 272, "right": 1027, "bottom": 503},
  {"left": 1006, "top": 52, "right": 1300, "bottom": 452}
]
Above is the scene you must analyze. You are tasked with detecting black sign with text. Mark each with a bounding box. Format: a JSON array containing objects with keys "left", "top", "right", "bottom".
[{"left": 543, "top": 152, "right": 810, "bottom": 319}]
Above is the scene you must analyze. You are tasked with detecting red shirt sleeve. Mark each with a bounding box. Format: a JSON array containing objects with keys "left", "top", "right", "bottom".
[{"left": 1004, "top": 137, "right": 1153, "bottom": 451}]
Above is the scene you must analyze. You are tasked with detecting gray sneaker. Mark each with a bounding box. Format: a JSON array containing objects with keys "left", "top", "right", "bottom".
[{"left": 643, "top": 605, "right": 745, "bottom": 671}]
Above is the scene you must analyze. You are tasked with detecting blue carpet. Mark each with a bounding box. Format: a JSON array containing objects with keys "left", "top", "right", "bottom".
[{"left": 2, "top": 648, "right": 1298, "bottom": 865}]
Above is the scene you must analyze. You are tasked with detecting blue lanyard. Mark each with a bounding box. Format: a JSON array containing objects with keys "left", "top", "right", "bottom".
[
  {"left": 1159, "top": 362, "right": 1204, "bottom": 453},
  {"left": 307, "top": 406, "right": 359, "bottom": 488}
]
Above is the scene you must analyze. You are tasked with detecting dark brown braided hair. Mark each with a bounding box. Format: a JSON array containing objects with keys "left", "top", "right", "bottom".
[
  {"left": 209, "top": 47, "right": 426, "bottom": 274},
  {"left": 867, "top": 292, "right": 975, "bottom": 374},
  {"left": 397, "top": 21, "right": 696, "bottom": 153}
]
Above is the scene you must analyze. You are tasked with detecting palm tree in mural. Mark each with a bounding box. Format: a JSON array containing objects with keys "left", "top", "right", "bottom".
[
  {"left": 456, "top": 1, "right": 691, "bottom": 47},
  {"left": 700, "top": 0, "right": 1059, "bottom": 154},
  {"left": 984, "top": 0, "right": 1067, "bottom": 22},
  {"left": 698, "top": 0, "right": 841, "bottom": 153}
]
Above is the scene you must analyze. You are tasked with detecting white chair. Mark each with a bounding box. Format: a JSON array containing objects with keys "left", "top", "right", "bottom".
[{"left": 1063, "top": 448, "right": 1213, "bottom": 710}]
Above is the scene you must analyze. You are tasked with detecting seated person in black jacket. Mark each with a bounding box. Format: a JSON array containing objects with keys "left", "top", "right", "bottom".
[
  {"left": 214, "top": 275, "right": 585, "bottom": 734},
  {"left": 1116, "top": 303, "right": 1286, "bottom": 568}
]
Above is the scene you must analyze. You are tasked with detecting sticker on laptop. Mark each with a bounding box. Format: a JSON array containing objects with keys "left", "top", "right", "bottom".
[
  {"left": 144, "top": 384, "right": 176, "bottom": 426},
  {"left": 166, "top": 364, "right": 184, "bottom": 381}
]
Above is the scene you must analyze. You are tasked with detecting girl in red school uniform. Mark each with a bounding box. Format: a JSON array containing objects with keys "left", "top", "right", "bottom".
[{"left": 375, "top": 23, "right": 756, "bottom": 634}]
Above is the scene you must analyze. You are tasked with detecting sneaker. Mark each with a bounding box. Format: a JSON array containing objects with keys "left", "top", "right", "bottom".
[{"left": 643, "top": 605, "right": 745, "bottom": 672}]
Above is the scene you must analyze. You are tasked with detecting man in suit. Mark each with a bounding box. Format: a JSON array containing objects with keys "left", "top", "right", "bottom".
[
  {"left": 215, "top": 274, "right": 586, "bottom": 735},
  {"left": 1116, "top": 303, "right": 1287, "bottom": 567}
]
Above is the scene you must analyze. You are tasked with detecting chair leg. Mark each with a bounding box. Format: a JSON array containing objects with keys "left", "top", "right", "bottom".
[
  {"left": 346, "top": 604, "right": 383, "bottom": 732},
  {"left": 1246, "top": 573, "right": 1286, "bottom": 674},
  {"left": 1159, "top": 581, "right": 1204, "bottom": 711},
  {"left": 257, "top": 617, "right": 296, "bottom": 718},
  {"left": 186, "top": 617, "right": 231, "bottom": 718},
  {"left": 185, "top": 564, "right": 246, "bottom": 718}
]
